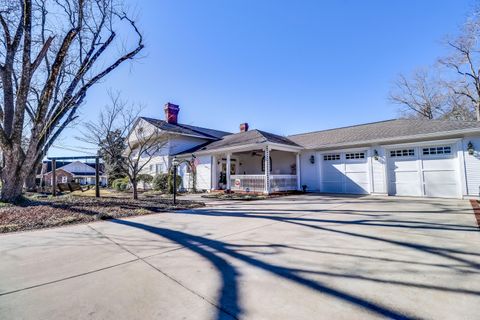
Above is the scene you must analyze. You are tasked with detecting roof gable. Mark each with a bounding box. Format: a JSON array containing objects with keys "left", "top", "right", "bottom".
[
  {"left": 140, "top": 117, "right": 231, "bottom": 140},
  {"left": 175, "top": 129, "right": 300, "bottom": 155},
  {"left": 57, "top": 161, "right": 96, "bottom": 174}
]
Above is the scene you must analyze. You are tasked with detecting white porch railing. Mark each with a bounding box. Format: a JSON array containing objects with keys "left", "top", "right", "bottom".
[
  {"left": 230, "top": 175, "right": 265, "bottom": 192},
  {"left": 230, "top": 174, "right": 297, "bottom": 193},
  {"left": 270, "top": 175, "right": 297, "bottom": 192}
]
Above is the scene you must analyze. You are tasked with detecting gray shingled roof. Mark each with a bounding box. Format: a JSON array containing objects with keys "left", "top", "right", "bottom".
[
  {"left": 141, "top": 117, "right": 231, "bottom": 139},
  {"left": 288, "top": 119, "right": 480, "bottom": 149},
  {"left": 176, "top": 129, "right": 301, "bottom": 155}
]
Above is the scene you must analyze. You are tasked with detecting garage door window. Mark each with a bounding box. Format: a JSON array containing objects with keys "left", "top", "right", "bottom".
[
  {"left": 345, "top": 152, "right": 365, "bottom": 160},
  {"left": 324, "top": 154, "right": 340, "bottom": 161},
  {"left": 390, "top": 149, "right": 415, "bottom": 157},
  {"left": 422, "top": 146, "right": 451, "bottom": 155}
]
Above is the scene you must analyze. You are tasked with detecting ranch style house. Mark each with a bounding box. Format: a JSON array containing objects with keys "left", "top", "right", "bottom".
[{"left": 129, "top": 103, "right": 480, "bottom": 199}]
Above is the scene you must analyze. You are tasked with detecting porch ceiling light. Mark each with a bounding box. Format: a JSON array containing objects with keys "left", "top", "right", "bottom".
[
  {"left": 467, "top": 141, "right": 474, "bottom": 155},
  {"left": 309, "top": 155, "right": 315, "bottom": 164}
]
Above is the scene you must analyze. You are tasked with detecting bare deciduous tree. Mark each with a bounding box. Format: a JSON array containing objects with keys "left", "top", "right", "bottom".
[
  {"left": 81, "top": 92, "right": 167, "bottom": 200},
  {"left": 124, "top": 121, "right": 167, "bottom": 200},
  {"left": 439, "top": 7, "right": 480, "bottom": 121},
  {"left": 0, "top": 0, "right": 144, "bottom": 201},
  {"left": 79, "top": 90, "right": 139, "bottom": 184},
  {"left": 390, "top": 69, "right": 448, "bottom": 119}
]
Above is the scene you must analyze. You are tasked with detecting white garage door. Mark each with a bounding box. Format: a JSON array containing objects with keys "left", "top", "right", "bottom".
[
  {"left": 388, "top": 145, "right": 459, "bottom": 198},
  {"left": 321, "top": 152, "right": 369, "bottom": 194}
]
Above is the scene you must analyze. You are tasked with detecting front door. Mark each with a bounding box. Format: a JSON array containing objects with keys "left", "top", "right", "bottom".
[{"left": 218, "top": 159, "right": 237, "bottom": 189}]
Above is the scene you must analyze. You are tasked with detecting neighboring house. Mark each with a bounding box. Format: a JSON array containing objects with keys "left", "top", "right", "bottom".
[
  {"left": 131, "top": 103, "right": 480, "bottom": 199},
  {"left": 39, "top": 160, "right": 108, "bottom": 187}
]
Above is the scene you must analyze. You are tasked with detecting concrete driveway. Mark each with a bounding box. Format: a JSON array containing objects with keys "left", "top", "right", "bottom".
[{"left": 1, "top": 194, "right": 479, "bottom": 320}]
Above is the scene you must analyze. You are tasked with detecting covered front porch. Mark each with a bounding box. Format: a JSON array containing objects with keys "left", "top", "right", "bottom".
[{"left": 211, "top": 144, "right": 302, "bottom": 194}]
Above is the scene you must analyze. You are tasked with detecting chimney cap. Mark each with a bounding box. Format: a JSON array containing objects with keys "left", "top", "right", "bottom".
[
  {"left": 164, "top": 102, "right": 180, "bottom": 124},
  {"left": 240, "top": 123, "right": 249, "bottom": 132},
  {"left": 164, "top": 102, "right": 179, "bottom": 110}
]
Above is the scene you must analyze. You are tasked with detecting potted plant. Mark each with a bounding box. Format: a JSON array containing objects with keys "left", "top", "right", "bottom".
[
  {"left": 302, "top": 184, "right": 307, "bottom": 192},
  {"left": 218, "top": 172, "right": 227, "bottom": 189}
]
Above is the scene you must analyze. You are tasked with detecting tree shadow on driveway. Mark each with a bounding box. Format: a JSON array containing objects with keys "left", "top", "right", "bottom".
[{"left": 112, "top": 218, "right": 421, "bottom": 320}]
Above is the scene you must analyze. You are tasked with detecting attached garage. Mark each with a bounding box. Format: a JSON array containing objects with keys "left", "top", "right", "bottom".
[
  {"left": 321, "top": 151, "right": 369, "bottom": 194},
  {"left": 387, "top": 145, "right": 459, "bottom": 198}
]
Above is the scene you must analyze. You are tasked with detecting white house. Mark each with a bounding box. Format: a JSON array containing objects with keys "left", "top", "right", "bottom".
[{"left": 133, "top": 103, "right": 480, "bottom": 199}]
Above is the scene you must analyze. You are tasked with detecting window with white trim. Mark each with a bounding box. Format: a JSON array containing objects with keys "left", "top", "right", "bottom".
[
  {"left": 345, "top": 152, "right": 365, "bottom": 160},
  {"left": 61, "top": 176, "right": 67, "bottom": 183},
  {"left": 156, "top": 163, "right": 164, "bottom": 174},
  {"left": 323, "top": 154, "right": 340, "bottom": 161},
  {"left": 390, "top": 149, "right": 415, "bottom": 157},
  {"left": 422, "top": 146, "right": 451, "bottom": 155}
]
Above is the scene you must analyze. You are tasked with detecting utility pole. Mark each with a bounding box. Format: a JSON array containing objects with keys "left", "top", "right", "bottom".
[
  {"left": 52, "top": 159, "right": 57, "bottom": 197},
  {"left": 95, "top": 156, "right": 100, "bottom": 198}
]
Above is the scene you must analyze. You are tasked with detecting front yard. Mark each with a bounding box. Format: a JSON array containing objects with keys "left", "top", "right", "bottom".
[{"left": 0, "top": 192, "right": 204, "bottom": 233}]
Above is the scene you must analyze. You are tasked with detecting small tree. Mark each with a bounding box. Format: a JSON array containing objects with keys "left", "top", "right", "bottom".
[
  {"left": 99, "top": 130, "right": 128, "bottom": 185},
  {"left": 124, "top": 123, "right": 167, "bottom": 199},
  {"left": 80, "top": 91, "right": 136, "bottom": 184}
]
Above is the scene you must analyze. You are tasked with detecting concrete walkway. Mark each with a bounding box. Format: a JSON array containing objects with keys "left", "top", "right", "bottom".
[{"left": 1, "top": 194, "right": 479, "bottom": 319}]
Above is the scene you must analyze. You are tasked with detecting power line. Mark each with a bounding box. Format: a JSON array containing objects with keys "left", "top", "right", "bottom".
[{"left": 52, "top": 144, "right": 97, "bottom": 155}]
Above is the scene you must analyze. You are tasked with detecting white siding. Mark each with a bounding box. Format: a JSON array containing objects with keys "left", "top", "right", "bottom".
[
  {"left": 139, "top": 142, "right": 170, "bottom": 176},
  {"left": 371, "top": 147, "right": 387, "bottom": 194},
  {"left": 299, "top": 151, "right": 320, "bottom": 191},
  {"left": 195, "top": 155, "right": 212, "bottom": 191},
  {"left": 140, "top": 135, "right": 211, "bottom": 177},
  {"left": 462, "top": 135, "right": 480, "bottom": 197},
  {"left": 169, "top": 136, "right": 211, "bottom": 155},
  {"left": 238, "top": 154, "right": 259, "bottom": 174},
  {"left": 270, "top": 150, "right": 296, "bottom": 174}
]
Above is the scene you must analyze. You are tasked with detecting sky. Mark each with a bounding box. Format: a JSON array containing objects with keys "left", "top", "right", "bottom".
[{"left": 50, "top": 0, "right": 475, "bottom": 157}]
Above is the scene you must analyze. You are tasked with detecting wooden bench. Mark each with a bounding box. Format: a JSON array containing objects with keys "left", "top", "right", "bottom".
[
  {"left": 57, "top": 183, "right": 70, "bottom": 192},
  {"left": 55, "top": 182, "right": 90, "bottom": 193},
  {"left": 68, "top": 182, "right": 90, "bottom": 192}
]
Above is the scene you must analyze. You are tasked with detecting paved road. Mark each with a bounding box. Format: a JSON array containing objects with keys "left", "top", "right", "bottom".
[{"left": 1, "top": 194, "right": 479, "bottom": 319}]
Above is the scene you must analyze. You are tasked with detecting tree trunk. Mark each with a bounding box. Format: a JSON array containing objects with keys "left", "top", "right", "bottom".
[
  {"left": 476, "top": 102, "right": 480, "bottom": 122},
  {"left": 1, "top": 158, "right": 26, "bottom": 202},
  {"left": 25, "top": 162, "right": 40, "bottom": 192},
  {"left": 132, "top": 180, "right": 138, "bottom": 200},
  {"left": 1, "top": 147, "right": 38, "bottom": 202}
]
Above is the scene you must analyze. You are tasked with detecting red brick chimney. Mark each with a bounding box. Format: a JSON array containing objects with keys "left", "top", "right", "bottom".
[
  {"left": 240, "top": 123, "right": 249, "bottom": 132},
  {"left": 164, "top": 103, "right": 180, "bottom": 124}
]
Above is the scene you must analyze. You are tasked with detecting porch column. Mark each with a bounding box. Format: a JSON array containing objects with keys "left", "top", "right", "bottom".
[
  {"left": 226, "top": 153, "right": 231, "bottom": 190},
  {"left": 264, "top": 146, "right": 270, "bottom": 194},
  {"left": 211, "top": 155, "right": 217, "bottom": 190},
  {"left": 296, "top": 153, "right": 301, "bottom": 190}
]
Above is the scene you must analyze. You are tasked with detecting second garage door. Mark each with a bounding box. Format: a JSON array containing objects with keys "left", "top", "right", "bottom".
[
  {"left": 387, "top": 145, "right": 459, "bottom": 198},
  {"left": 321, "top": 151, "right": 369, "bottom": 194}
]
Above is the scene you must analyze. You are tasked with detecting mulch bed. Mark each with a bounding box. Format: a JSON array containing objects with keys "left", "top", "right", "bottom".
[
  {"left": 201, "top": 191, "right": 304, "bottom": 201},
  {"left": 469, "top": 200, "right": 480, "bottom": 229},
  {"left": 0, "top": 195, "right": 204, "bottom": 234}
]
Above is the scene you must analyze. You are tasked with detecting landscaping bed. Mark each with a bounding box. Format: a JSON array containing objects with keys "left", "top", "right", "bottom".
[
  {"left": 0, "top": 194, "right": 204, "bottom": 234},
  {"left": 470, "top": 199, "right": 480, "bottom": 228},
  {"left": 201, "top": 191, "right": 304, "bottom": 201}
]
